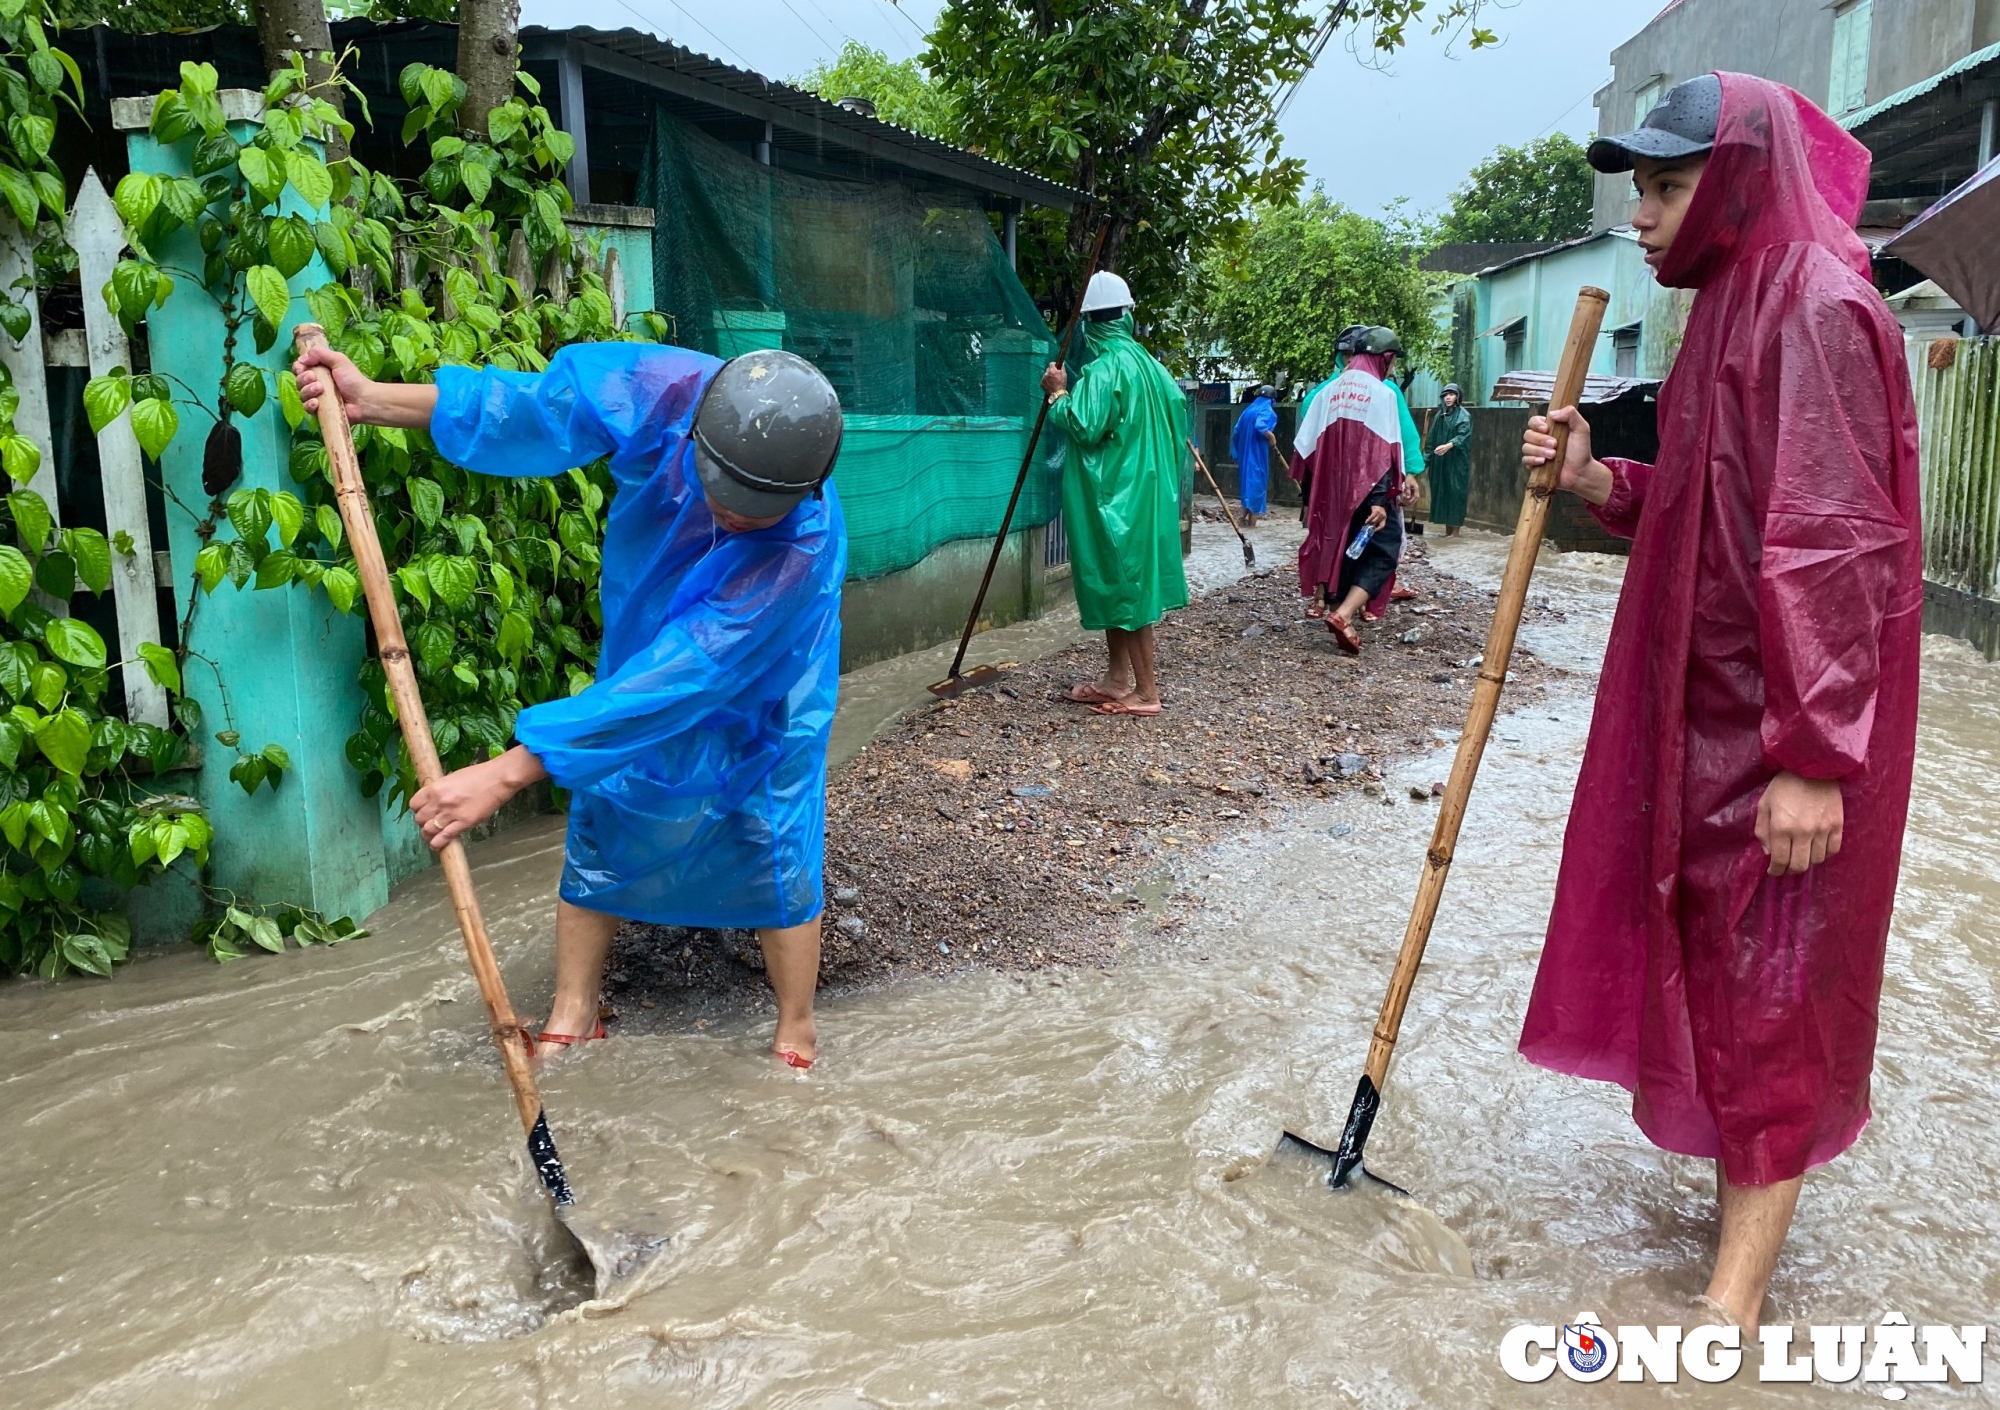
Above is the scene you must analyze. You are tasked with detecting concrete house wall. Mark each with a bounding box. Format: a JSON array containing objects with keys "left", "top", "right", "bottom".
[
  {"left": 1590, "top": 0, "right": 1995, "bottom": 231},
  {"left": 1457, "top": 233, "right": 1685, "bottom": 405}
]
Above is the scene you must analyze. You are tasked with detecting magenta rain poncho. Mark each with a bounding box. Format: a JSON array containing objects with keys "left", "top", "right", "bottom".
[
  {"left": 431, "top": 343, "right": 847, "bottom": 930},
  {"left": 1518, "top": 74, "right": 1924, "bottom": 1185}
]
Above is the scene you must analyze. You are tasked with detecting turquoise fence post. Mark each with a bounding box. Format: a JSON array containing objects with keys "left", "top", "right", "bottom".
[{"left": 121, "top": 97, "right": 390, "bottom": 925}]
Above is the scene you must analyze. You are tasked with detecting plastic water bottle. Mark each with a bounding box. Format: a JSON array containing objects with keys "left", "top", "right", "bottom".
[{"left": 1345, "top": 524, "right": 1375, "bottom": 560}]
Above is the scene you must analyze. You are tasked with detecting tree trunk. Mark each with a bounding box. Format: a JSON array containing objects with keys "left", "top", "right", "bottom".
[
  {"left": 457, "top": 0, "right": 523, "bottom": 139},
  {"left": 250, "top": 0, "right": 348, "bottom": 165}
]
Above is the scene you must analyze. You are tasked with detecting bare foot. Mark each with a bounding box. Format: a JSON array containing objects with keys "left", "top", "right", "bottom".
[{"left": 773, "top": 1014, "right": 817, "bottom": 1068}]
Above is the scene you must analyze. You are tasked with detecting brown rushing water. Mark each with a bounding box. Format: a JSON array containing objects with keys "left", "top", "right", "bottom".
[{"left": 3, "top": 534, "right": 1995, "bottom": 1409}]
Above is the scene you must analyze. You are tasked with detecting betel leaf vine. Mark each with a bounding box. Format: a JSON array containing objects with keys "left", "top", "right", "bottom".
[{"left": 128, "top": 57, "right": 650, "bottom": 812}]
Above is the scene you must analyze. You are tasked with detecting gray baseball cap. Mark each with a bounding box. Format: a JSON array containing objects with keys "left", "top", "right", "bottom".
[
  {"left": 692, "top": 349, "right": 844, "bottom": 521},
  {"left": 1588, "top": 74, "right": 1722, "bottom": 174}
]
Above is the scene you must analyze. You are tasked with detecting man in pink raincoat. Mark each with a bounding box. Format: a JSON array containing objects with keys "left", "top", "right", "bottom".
[{"left": 1519, "top": 73, "right": 1922, "bottom": 1332}]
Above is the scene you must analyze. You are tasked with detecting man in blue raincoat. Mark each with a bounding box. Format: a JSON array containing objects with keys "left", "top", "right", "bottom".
[
  {"left": 294, "top": 341, "right": 847, "bottom": 1069},
  {"left": 1230, "top": 385, "right": 1280, "bottom": 527}
]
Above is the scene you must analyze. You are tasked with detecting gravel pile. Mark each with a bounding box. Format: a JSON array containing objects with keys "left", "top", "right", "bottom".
[{"left": 604, "top": 543, "right": 1563, "bottom": 1029}]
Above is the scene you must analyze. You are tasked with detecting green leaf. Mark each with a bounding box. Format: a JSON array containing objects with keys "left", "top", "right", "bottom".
[
  {"left": 407, "top": 477, "right": 444, "bottom": 529},
  {"left": 34, "top": 551, "right": 73, "bottom": 600},
  {"left": 285, "top": 150, "right": 333, "bottom": 209},
  {"left": 7, "top": 488, "right": 50, "bottom": 552},
  {"left": 489, "top": 562, "right": 514, "bottom": 609},
  {"left": 267, "top": 214, "right": 315, "bottom": 278},
  {"left": 0, "top": 164, "right": 35, "bottom": 230},
  {"left": 277, "top": 370, "right": 306, "bottom": 431},
  {"left": 237, "top": 147, "right": 282, "bottom": 204},
  {"left": 321, "top": 565, "right": 358, "bottom": 614},
  {"left": 83, "top": 374, "right": 131, "bottom": 435},
  {"left": 159, "top": 176, "right": 206, "bottom": 229},
  {"left": 269, "top": 492, "right": 305, "bottom": 547},
  {"left": 112, "top": 260, "right": 159, "bottom": 322},
  {"left": 0, "top": 297, "right": 31, "bottom": 343},
  {"left": 29, "top": 659, "right": 63, "bottom": 711},
  {"left": 192, "top": 132, "right": 237, "bottom": 177},
  {"left": 68, "top": 528, "right": 111, "bottom": 593},
  {"left": 130, "top": 398, "right": 179, "bottom": 460},
  {"left": 0, "top": 544, "right": 30, "bottom": 611},
  {"left": 226, "top": 488, "right": 273, "bottom": 545},
  {"left": 395, "top": 562, "right": 431, "bottom": 611},
  {"left": 194, "top": 541, "right": 229, "bottom": 593},
  {"left": 224, "top": 361, "right": 267, "bottom": 418},
  {"left": 262, "top": 742, "right": 291, "bottom": 769},
  {"left": 6, "top": 113, "right": 53, "bottom": 164},
  {"left": 0, "top": 433, "right": 39, "bottom": 486},
  {"left": 246, "top": 913, "right": 286, "bottom": 951},
  {"left": 44, "top": 618, "right": 107, "bottom": 670},
  {"left": 112, "top": 171, "right": 161, "bottom": 230},
  {"left": 137, "top": 642, "right": 181, "bottom": 695},
  {"left": 312, "top": 221, "right": 350, "bottom": 279},
  {"left": 460, "top": 160, "right": 492, "bottom": 206},
  {"left": 488, "top": 103, "right": 526, "bottom": 145},
  {"left": 245, "top": 264, "right": 290, "bottom": 334},
  {"left": 428, "top": 555, "right": 476, "bottom": 610},
  {"left": 34, "top": 707, "right": 89, "bottom": 776},
  {"left": 496, "top": 610, "right": 531, "bottom": 665},
  {"left": 315, "top": 503, "right": 343, "bottom": 550},
  {"left": 254, "top": 549, "right": 297, "bottom": 589}
]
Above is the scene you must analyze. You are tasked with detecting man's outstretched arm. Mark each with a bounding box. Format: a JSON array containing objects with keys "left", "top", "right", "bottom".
[{"left": 294, "top": 346, "right": 438, "bottom": 429}]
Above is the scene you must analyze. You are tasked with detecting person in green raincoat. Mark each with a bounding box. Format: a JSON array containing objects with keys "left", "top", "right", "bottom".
[
  {"left": 1039, "top": 271, "right": 1190, "bottom": 717},
  {"left": 1424, "top": 382, "right": 1474, "bottom": 535}
]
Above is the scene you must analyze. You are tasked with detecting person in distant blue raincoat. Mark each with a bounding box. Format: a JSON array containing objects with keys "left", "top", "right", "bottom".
[
  {"left": 293, "top": 340, "right": 847, "bottom": 1069},
  {"left": 1230, "top": 386, "right": 1280, "bottom": 525}
]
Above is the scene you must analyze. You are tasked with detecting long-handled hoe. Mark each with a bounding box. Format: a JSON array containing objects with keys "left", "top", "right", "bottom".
[
  {"left": 295, "top": 323, "right": 667, "bottom": 1302},
  {"left": 928, "top": 222, "right": 1112, "bottom": 700},
  {"left": 1277, "top": 288, "right": 1611, "bottom": 1194}
]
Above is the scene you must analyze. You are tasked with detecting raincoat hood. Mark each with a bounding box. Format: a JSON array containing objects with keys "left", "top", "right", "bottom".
[
  {"left": 1658, "top": 72, "right": 1873, "bottom": 290},
  {"left": 1082, "top": 309, "right": 1139, "bottom": 353},
  {"left": 1346, "top": 350, "right": 1394, "bottom": 382}
]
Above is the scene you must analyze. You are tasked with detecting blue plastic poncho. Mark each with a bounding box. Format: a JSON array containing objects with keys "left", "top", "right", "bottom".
[
  {"left": 1230, "top": 395, "right": 1278, "bottom": 514},
  {"left": 430, "top": 344, "right": 846, "bottom": 930}
]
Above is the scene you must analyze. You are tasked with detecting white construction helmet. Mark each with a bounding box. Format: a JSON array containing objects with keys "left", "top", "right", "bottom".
[{"left": 1079, "top": 270, "right": 1135, "bottom": 314}]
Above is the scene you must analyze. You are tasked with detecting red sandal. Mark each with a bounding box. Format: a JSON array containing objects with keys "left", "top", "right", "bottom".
[
  {"left": 1327, "top": 612, "right": 1363, "bottom": 655},
  {"left": 775, "top": 1048, "right": 814, "bottom": 1070},
  {"left": 526, "top": 1020, "right": 607, "bottom": 1057}
]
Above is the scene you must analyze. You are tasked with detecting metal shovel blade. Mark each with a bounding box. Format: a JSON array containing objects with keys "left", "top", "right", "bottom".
[
  {"left": 927, "top": 663, "right": 1005, "bottom": 699},
  {"left": 1242, "top": 540, "right": 1256, "bottom": 568},
  {"left": 1272, "top": 1074, "right": 1409, "bottom": 1196},
  {"left": 556, "top": 1202, "right": 673, "bottom": 1305},
  {"left": 528, "top": 1109, "right": 671, "bottom": 1304}
]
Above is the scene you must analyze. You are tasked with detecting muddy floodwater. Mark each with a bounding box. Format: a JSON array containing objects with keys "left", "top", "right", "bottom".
[{"left": 4, "top": 535, "right": 1996, "bottom": 1408}]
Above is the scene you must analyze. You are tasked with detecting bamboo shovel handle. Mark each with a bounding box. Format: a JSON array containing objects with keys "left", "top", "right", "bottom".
[
  {"left": 1361, "top": 287, "right": 1610, "bottom": 1091},
  {"left": 1187, "top": 439, "right": 1245, "bottom": 537},
  {"left": 293, "top": 324, "right": 546, "bottom": 1139}
]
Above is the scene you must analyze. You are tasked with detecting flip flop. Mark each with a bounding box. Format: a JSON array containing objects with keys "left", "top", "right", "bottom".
[
  {"left": 1304, "top": 601, "right": 1328, "bottom": 620},
  {"left": 1066, "top": 683, "right": 1125, "bottom": 705},
  {"left": 527, "top": 1020, "right": 608, "bottom": 1057},
  {"left": 1327, "top": 613, "right": 1362, "bottom": 655},
  {"left": 1093, "top": 698, "right": 1163, "bottom": 717},
  {"left": 1391, "top": 585, "right": 1420, "bottom": 601},
  {"left": 775, "top": 1047, "right": 814, "bottom": 1070}
]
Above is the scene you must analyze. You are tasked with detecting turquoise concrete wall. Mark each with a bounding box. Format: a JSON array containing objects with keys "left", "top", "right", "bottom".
[
  {"left": 128, "top": 127, "right": 395, "bottom": 925},
  {"left": 1466, "top": 235, "right": 1683, "bottom": 404}
]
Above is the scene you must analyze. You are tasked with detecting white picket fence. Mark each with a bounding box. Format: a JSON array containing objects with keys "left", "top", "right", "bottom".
[{"left": 2, "top": 168, "right": 168, "bottom": 726}]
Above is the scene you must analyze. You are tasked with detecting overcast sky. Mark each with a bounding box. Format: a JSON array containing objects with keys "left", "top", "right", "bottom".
[{"left": 519, "top": 0, "right": 1672, "bottom": 218}]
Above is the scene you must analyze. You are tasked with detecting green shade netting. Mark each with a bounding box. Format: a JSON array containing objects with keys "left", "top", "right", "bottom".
[{"left": 638, "top": 110, "right": 1061, "bottom": 580}]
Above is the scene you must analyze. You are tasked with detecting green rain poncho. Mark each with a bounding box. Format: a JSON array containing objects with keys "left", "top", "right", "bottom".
[
  {"left": 1424, "top": 393, "right": 1474, "bottom": 529},
  {"left": 1051, "top": 312, "right": 1190, "bottom": 631}
]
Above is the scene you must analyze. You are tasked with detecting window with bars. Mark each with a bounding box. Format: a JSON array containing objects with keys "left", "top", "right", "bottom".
[{"left": 1830, "top": 0, "right": 1874, "bottom": 114}]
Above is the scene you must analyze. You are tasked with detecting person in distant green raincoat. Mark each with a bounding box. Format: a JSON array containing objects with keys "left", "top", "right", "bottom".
[
  {"left": 1425, "top": 382, "right": 1474, "bottom": 534},
  {"left": 1040, "top": 271, "right": 1189, "bottom": 717}
]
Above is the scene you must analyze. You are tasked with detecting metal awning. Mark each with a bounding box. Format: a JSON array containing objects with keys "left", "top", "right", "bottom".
[
  {"left": 1843, "top": 41, "right": 2000, "bottom": 203},
  {"left": 1490, "top": 371, "right": 1660, "bottom": 406},
  {"left": 1478, "top": 316, "right": 1528, "bottom": 340}
]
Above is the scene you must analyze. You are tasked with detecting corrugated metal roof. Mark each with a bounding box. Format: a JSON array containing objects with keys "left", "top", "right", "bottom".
[
  {"left": 1471, "top": 227, "right": 1637, "bottom": 278},
  {"left": 523, "top": 26, "right": 1084, "bottom": 211}
]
